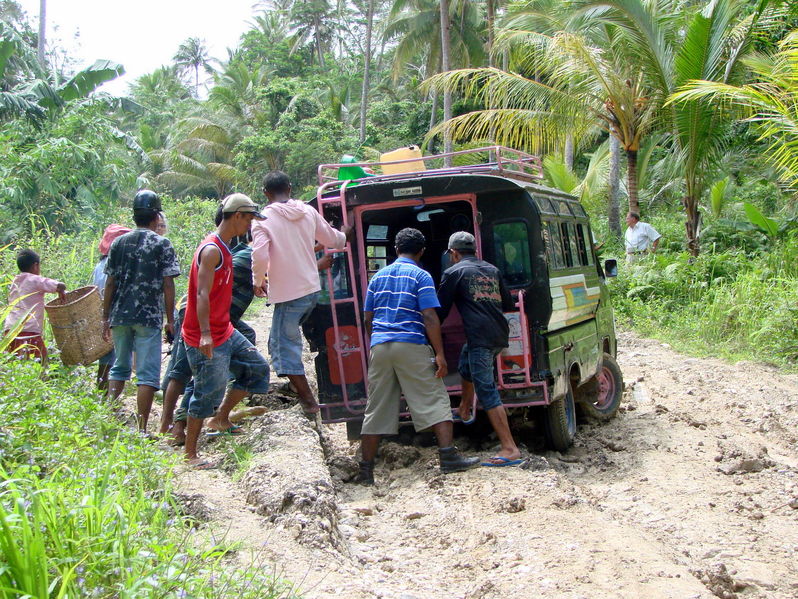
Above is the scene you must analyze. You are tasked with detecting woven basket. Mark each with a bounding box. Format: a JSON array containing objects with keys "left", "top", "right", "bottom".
[{"left": 45, "top": 285, "right": 112, "bottom": 365}]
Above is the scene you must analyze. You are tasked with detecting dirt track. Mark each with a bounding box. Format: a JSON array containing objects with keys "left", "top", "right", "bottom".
[{"left": 167, "top": 309, "right": 798, "bottom": 599}]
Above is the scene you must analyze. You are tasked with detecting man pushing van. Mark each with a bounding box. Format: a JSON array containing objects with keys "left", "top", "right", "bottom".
[
  {"left": 438, "top": 232, "right": 523, "bottom": 466},
  {"left": 355, "top": 228, "right": 480, "bottom": 485}
]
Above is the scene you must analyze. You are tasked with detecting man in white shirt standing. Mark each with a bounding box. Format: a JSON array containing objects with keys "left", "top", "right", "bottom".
[{"left": 624, "top": 212, "right": 661, "bottom": 262}]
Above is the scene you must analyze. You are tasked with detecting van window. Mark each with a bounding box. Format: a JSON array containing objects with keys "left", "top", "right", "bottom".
[
  {"left": 534, "top": 196, "right": 557, "bottom": 215},
  {"left": 565, "top": 223, "right": 581, "bottom": 267},
  {"left": 318, "top": 253, "right": 352, "bottom": 303},
  {"left": 559, "top": 222, "right": 574, "bottom": 267},
  {"left": 494, "top": 221, "right": 532, "bottom": 287},
  {"left": 576, "top": 224, "right": 593, "bottom": 265},
  {"left": 544, "top": 221, "right": 566, "bottom": 269}
]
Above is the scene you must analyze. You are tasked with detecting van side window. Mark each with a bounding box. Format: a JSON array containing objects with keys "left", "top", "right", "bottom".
[
  {"left": 566, "top": 223, "right": 581, "bottom": 267},
  {"left": 494, "top": 221, "right": 532, "bottom": 287},
  {"left": 576, "top": 224, "right": 594, "bottom": 265},
  {"left": 544, "top": 222, "right": 566, "bottom": 269},
  {"left": 559, "top": 222, "right": 574, "bottom": 267}
]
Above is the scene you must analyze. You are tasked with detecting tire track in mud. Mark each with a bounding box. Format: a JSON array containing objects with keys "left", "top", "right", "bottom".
[{"left": 162, "top": 310, "right": 798, "bottom": 599}]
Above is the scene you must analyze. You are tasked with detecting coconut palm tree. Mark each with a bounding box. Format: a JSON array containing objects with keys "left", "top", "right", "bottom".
[
  {"left": 359, "top": 0, "right": 375, "bottom": 143},
  {"left": 425, "top": 23, "right": 655, "bottom": 214},
  {"left": 670, "top": 30, "right": 798, "bottom": 188},
  {"left": 581, "top": 0, "right": 778, "bottom": 254},
  {"left": 173, "top": 37, "right": 214, "bottom": 97},
  {"left": 289, "top": 0, "right": 336, "bottom": 67}
]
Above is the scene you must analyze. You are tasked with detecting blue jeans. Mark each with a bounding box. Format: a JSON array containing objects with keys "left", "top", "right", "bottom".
[
  {"left": 185, "top": 329, "right": 270, "bottom": 419},
  {"left": 269, "top": 292, "right": 318, "bottom": 376},
  {"left": 109, "top": 324, "right": 162, "bottom": 388},
  {"left": 458, "top": 345, "right": 503, "bottom": 411}
]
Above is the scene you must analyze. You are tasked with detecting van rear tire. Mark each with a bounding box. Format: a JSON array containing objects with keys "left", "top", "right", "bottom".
[
  {"left": 544, "top": 381, "right": 577, "bottom": 451},
  {"left": 578, "top": 353, "right": 623, "bottom": 421}
]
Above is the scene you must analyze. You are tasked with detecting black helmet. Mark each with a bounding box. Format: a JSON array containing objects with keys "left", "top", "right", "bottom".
[{"left": 133, "top": 189, "right": 161, "bottom": 212}]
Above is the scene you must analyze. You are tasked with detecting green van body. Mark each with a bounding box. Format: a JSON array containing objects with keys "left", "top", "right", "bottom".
[{"left": 305, "top": 149, "right": 622, "bottom": 449}]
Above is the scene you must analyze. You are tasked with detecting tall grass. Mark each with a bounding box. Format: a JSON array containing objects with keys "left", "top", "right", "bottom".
[
  {"left": 610, "top": 234, "right": 798, "bottom": 367},
  {"left": 0, "top": 320, "right": 297, "bottom": 597}
]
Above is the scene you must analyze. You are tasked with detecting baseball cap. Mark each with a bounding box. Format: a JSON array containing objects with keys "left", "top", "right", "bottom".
[
  {"left": 448, "top": 231, "right": 476, "bottom": 252},
  {"left": 221, "top": 193, "right": 266, "bottom": 219}
]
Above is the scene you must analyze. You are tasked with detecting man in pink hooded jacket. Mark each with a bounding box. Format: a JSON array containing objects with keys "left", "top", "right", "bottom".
[{"left": 251, "top": 171, "right": 350, "bottom": 413}]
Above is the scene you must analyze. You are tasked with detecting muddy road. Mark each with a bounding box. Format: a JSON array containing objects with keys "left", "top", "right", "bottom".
[{"left": 166, "top": 311, "right": 798, "bottom": 599}]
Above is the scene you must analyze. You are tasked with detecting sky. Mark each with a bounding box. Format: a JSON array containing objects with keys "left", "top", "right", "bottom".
[{"left": 17, "top": 0, "right": 260, "bottom": 95}]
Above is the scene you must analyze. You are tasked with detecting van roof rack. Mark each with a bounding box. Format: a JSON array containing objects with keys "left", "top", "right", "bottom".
[{"left": 316, "top": 145, "right": 543, "bottom": 191}]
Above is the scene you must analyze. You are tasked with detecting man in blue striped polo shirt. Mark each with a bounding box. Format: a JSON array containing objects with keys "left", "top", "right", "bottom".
[{"left": 355, "top": 228, "right": 480, "bottom": 485}]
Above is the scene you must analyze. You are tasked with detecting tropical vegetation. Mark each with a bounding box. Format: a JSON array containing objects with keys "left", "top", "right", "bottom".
[{"left": 1, "top": 0, "right": 798, "bottom": 590}]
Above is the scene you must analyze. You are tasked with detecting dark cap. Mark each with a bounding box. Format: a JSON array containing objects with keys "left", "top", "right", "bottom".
[
  {"left": 133, "top": 189, "right": 161, "bottom": 212},
  {"left": 448, "top": 231, "right": 476, "bottom": 252}
]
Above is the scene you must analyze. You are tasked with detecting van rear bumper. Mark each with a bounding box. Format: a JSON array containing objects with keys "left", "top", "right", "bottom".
[{"left": 500, "top": 381, "right": 550, "bottom": 407}]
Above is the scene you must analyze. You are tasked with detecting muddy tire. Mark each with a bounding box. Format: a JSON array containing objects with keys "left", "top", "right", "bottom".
[
  {"left": 544, "top": 380, "right": 577, "bottom": 451},
  {"left": 578, "top": 353, "right": 623, "bottom": 421}
]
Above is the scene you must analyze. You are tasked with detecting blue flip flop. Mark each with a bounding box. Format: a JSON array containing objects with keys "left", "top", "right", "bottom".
[
  {"left": 206, "top": 425, "right": 244, "bottom": 438},
  {"left": 451, "top": 408, "right": 476, "bottom": 425},
  {"left": 481, "top": 456, "right": 524, "bottom": 467}
]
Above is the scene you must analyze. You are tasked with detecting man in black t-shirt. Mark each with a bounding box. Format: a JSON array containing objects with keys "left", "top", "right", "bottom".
[
  {"left": 102, "top": 190, "right": 180, "bottom": 433},
  {"left": 437, "top": 232, "right": 522, "bottom": 467}
]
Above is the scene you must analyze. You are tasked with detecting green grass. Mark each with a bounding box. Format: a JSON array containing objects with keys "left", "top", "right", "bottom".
[
  {"left": 0, "top": 327, "right": 297, "bottom": 598},
  {"left": 609, "top": 234, "right": 798, "bottom": 368}
]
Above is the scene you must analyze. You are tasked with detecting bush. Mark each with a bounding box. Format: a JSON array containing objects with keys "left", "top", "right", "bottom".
[{"left": 610, "top": 237, "right": 798, "bottom": 367}]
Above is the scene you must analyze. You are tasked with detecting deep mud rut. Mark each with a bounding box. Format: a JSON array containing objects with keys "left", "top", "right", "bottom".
[{"left": 155, "top": 308, "right": 798, "bottom": 599}]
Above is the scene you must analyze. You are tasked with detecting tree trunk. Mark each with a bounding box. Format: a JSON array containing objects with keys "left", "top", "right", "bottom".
[
  {"left": 684, "top": 194, "right": 701, "bottom": 257},
  {"left": 429, "top": 91, "right": 438, "bottom": 136},
  {"left": 315, "top": 15, "right": 325, "bottom": 68},
  {"left": 626, "top": 148, "right": 640, "bottom": 214},
  {"left": 564, "top": 134, "right": 574, "bottom": 171},
  {"left": 37, "top": 0, "right": 46, "bottom": 68},
  {"left": 487, "top": 0, "right": 496, "bottom": 68},
  {"left": 608, "top": 135, "right": 622, "bottom": 238},
  {"left": 359, "top": 0, "right": 375, "bottom": 144},
  {"left": 440, "top": 0, "right": 453, "bottom": 166},
  {"left": 194, "top": 65, "right": 199, "bottom": 97}
]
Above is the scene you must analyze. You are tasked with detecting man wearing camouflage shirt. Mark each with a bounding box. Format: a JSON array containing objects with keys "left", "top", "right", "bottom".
[{"left": 102, "top": 190, "right": 180, "bottom": 433}]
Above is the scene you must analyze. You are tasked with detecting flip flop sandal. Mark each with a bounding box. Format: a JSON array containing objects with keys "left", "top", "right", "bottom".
[
  {"left": 274, "top": 381, "right": 299, "bottom": 397},
  {"left": 187, "top": 458, "right": 217, "bottom": 470},
  {"left": 452, "top": 408, "right": 476, "bottom": 425},
  {"left": 481, "top": 456, "right": 525, "bottom": 467},
  {"left": 206, "top": 425, "right": 244, "bottom": 437}
]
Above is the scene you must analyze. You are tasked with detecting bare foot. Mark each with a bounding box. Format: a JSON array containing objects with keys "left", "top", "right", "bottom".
[
  {"left": 206, "top": 416, "right": 234, "bottom": 432},
  {"left": 297, "top": 395, "right": 320, "bottom": 414}
]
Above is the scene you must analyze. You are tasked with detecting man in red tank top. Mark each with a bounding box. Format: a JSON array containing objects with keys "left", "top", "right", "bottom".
[{"left": 182, "top": 194, "right": 270, "bottom": 469}]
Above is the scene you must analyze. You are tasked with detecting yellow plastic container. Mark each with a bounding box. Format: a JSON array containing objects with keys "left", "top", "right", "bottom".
[{"left": 379, "top": 145, "right": 426, "bottom": 175}]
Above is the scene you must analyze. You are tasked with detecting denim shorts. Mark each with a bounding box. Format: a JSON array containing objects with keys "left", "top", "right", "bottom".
[
  {"left": 98, "top": 348, "right": 115, "bottom": 366},
  {"left": 109, "top": 324, "right": 162, "bottom": 389},
  {"left": 173, "top": 379, "right": 195, "bottom": 423},
  {"left": 268, "top": 291, "right": 318, "bottom": 376},
  {"left": 458, "top": 345, "right": 503, "bottom": 411},
  {"left": 166, "top": 339, "right": 192, "bottom": 384},
  {"left": 185, "top": 329, "right": 270, "bottom": 419}
]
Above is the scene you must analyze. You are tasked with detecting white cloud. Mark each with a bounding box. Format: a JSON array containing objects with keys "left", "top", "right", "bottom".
[{"left": 17, "top": 0, "right": 258, "bottom": 95}]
